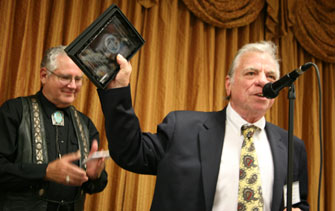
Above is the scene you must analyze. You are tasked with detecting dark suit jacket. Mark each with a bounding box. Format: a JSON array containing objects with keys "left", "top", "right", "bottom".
[{"left": 98, "top": 86, "right": 309, "bottom": 211}]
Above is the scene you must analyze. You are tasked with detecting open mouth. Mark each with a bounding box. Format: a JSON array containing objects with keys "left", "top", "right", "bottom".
[{"left": 256, "top": 93, "right": 264, "bottom": 97}]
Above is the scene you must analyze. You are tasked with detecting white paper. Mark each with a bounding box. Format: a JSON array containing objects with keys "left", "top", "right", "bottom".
[
  {"left": 283, "top": 181, "right": 301, "bottom": 207},
  {"left": 82, "top": 150, "right": 110, "bottom": 165}
]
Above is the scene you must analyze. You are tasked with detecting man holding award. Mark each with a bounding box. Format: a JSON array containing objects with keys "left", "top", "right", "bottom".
[{"left": 98, "top": 41, "right": 309, "bottom": 210}]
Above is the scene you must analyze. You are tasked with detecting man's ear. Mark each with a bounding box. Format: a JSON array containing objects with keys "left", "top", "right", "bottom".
[
  {"left": 225, "top": 75, "right": 231, "bottom": 97},
  {"left": 40, "top": 67, "right": 48, "bottom": 84}
]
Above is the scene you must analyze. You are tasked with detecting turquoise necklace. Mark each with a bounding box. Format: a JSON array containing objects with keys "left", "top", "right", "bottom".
[{"left": 51, "top": 111, "right": 64, "bottom": 158}]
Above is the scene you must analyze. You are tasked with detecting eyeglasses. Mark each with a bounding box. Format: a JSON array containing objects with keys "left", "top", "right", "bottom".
[{"left": 47, "top": 70, "right": 83, "bottom": 86}]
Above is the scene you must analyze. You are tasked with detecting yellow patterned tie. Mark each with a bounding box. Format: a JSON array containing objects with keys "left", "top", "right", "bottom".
[{"left": 237, "top": 125, "right": 264, "bottom": 211}]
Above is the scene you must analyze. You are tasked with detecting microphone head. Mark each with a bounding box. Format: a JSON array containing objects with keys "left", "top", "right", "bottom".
[
  {"left": 300, "top": 62, "right": 313, "bottom": 72},
  {"left": 262, "top": 82, "right": 278, "bottom": 99}
]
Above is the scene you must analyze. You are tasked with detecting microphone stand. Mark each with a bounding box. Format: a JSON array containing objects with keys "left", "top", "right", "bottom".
[{"left": 287, "top": 83, "right": 295, "bottom": 211}]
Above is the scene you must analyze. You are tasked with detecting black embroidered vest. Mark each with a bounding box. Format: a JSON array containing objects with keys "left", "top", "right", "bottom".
[{"left": 1, "top": 95, "right": 90, "bottom": 211}]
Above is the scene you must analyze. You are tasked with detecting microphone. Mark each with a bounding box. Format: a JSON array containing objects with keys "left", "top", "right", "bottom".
[{"left": 262, "top": 62, "right": 313, "bottom": 99}]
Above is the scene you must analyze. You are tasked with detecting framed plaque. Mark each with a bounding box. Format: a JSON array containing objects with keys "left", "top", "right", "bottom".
[{"left": 65, "top": 4, "right": 145, "bottom": 89}]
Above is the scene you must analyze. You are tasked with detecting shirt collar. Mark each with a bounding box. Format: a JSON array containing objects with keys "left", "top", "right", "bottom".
[
  {"left": 36, "top": 91, "right": 71, "bottom": 118},
  {"left": 226, "top": 103, "right": 266, "bottom": 132}
]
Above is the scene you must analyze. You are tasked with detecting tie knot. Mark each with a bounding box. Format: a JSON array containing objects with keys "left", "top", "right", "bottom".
[{"left": 241, "top": 124, "right": 259, "bottom": 139}]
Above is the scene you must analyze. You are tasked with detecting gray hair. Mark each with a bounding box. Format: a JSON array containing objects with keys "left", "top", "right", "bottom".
[
  {"left": 40, "top": 45, "right": 67, "bottom": 74},
  {"left": 227, "top": 41, "right": 280, "bottom": 82}
]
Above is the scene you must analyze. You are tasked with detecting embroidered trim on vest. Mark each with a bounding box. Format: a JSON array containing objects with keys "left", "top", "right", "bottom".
[
  {"left": 71, "top": 107, "right": 89, "bottom": 167},
  {"left": 31, "top": 97, "right": 45, "bottom": 164}
]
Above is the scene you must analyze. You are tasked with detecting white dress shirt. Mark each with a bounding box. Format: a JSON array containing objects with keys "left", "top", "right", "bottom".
[{"left": 212, "top": 103, "right": 274, "bottom": 211}]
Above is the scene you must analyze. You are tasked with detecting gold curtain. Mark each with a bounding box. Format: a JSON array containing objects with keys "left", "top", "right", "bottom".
[
  {"left": 293, "top": 0, "right": 335, "bottom": 63},
  {"left": 0, "top": 0, "right": 334, "bottom": 210},
  {"left": 181, "top": 0, "right": 265, "bottom": 28},
  {"left": 266, "top": 0, "right": 335, "bottom": 62}
]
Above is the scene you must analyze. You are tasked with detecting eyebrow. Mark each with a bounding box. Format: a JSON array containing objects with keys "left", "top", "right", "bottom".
[
  {"left": 58, "top": 73, "right": 83, "bottom": 79},
  {"left": 245, "top": 67, "right": 258, "bottom": 71},
  {"left": 243, "top": 67, "right": 278, "bottom": 77},
  {"left": 242, "top": 67, "right": 259, "bottom": 73}
]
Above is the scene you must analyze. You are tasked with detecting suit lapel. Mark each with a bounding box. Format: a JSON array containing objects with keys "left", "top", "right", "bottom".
[
  {"left": 199, "top": 109, "right": 226, "bottom": 211},
  {"left": 198, "top": 111, "right": 288, "bottom": 210},
  {"left": 265, "top": 123, "right": 287, "bottom": 211}
]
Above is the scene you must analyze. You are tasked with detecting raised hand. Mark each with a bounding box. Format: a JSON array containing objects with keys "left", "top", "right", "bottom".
[{"left": 107, "top": 54, "right": 132, "bottom": 89}]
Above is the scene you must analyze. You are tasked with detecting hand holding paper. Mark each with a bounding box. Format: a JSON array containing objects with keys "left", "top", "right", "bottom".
[
  {"left": 82, "top": 150, "right": 110, "bottom": 165},
  {"left": 85, "top": 140, "right": 110, "bottom": 179}
]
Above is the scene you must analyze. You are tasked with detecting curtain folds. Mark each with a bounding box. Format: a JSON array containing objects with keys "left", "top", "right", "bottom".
[
  {"left": 181, "top": 0, "right": 265, "bottom": 28},
  {"left": 181, "top": 0, "right": 335, "bottom": 63},
  {"left": 0, "top": 0, "right": 334, "bottom": 210},
  {"left": 266, "top": 0, "right": 335, "bottom": 63},
  {"left": 265, "top": 0, "right": 294, "bottom": 38},
  {"left": 137, "top": 0, "right": 159, "bottom": 8},
  {"left": 293, "top": 0, "right": 335, "bottom": 63}
]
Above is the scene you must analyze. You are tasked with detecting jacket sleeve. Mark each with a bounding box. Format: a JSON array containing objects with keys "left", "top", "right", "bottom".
[
  {"left": 97, "top": 86, "right": 174, "bottom": 175},
  {"left": 294, "top": 138, "right": 309, "bottom": 211}
]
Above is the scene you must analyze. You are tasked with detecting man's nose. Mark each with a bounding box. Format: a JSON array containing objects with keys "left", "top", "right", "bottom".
[
  {"left": 67, "top": 78, "right": 77, "bottom": 88},
  {"left": 256, "top": 73, "right": 268, "bottom": 87}
]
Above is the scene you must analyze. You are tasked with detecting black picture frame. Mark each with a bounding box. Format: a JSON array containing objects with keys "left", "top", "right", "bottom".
[{"left": 65, "top": 4, "right": 145, "bottom": 89}]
